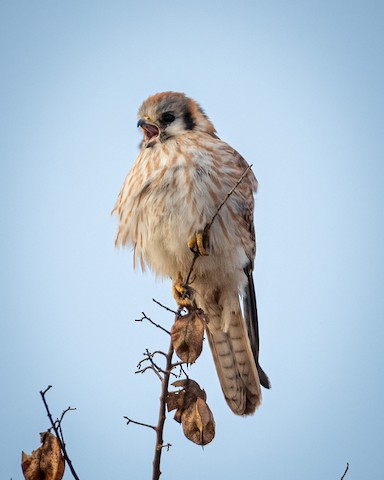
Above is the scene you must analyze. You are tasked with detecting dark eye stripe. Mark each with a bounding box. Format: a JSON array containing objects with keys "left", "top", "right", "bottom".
[{"left": 183, "top": 110, "right": 196, "bottom": 130}]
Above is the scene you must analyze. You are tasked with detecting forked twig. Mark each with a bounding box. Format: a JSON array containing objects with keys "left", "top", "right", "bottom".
[
  {"left": 40, "top": 386, "right": 80, "bottom": 480},
  {"left": 136, "top": 350, "right": 171, "bottom": 380},
  {"left": 136, "top": 364, "right": 163, "bottom": 381},
  {"left": 136, "top": 312, "right": 171, "bottom": 335},
  {"left": 56, "top": 406, "right": 76, "bottom": 450}
]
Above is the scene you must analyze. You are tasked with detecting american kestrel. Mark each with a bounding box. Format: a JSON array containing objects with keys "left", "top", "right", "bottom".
[{"left": 113, "top": 92, "right": 270, "bottom": 415}]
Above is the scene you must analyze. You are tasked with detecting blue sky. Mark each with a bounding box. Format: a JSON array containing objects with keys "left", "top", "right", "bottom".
[{"left": 1, "top": 1, "right": 383, "bottom": 478}]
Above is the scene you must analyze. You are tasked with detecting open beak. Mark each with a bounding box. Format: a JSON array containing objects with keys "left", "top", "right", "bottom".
[{"left": 137, "top": 118, "right": 160, "bottom": 147}]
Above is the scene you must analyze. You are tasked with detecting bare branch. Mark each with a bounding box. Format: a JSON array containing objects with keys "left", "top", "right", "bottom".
[
  {"left": 56, "top": 407, "right": 76, "bottom": 450},
  {"left": 135, "top": 364, "right": 163, "bottom": 381},
  {"left": 135, "top": 312, "right": 171, "bottom": 335},
  {"left": 42, "top": 385, "right": 53, "bottom": 395},
  {"left": 135, "top": 349, "right": 171, "bottom": 379},
  {"left": 177, "top": 364, "right": 189, "bottom": 378},
  {"left": 152, "top": 339, "right": 174, "bottom": 480},
  {"left": 147, "top": 350, "right": 168, "bottom": 359},
  {"left": 124, "top": 417, "right": 157, "bottom": 431},
  {"left": 152, "top": 298, "right": 180, "bottom": 316},
  {"left": 135, "top": 348, "right": 188, "bottom": 382},
  {"left": 58, "top": 406, "right": 77, "bottom": 426},
  {"left": 340, "top": 463, "right": 349, "bottom": 480},
  {"left": 39, "top": 386, "right": 80, "bottom": 480}
]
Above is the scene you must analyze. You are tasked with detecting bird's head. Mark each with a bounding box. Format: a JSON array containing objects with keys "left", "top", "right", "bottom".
[{"left": 137, "top": 92, "right": 216, "bottom": 148}]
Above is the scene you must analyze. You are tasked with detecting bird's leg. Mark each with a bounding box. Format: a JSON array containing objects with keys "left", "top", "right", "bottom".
[
  {"left": 172, "top": 274, "right": 195, "bottom": 308},
  {"left": 187, "top": 225, "right": 210, "bottom": 257}
]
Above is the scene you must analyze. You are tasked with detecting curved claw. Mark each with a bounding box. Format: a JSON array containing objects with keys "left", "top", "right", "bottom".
[
  {"left": 172, "top": 279, "right": 195, "bottom": 307},
  {"left": 188, "top": 229, "right": 210, "bottom": 257}
]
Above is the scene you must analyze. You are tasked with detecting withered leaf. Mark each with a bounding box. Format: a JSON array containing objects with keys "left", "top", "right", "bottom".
[
  {"left": 171, "top": 310, "right": 205, "bottom": 363},
  {"left": 181, "top": 397, "right": 215, "bottom": 446},
  {"left": 167, "top": 379, "right": 205, "bottom": 421},
  {"left": 166, "top": 389, "right": 184, "bottom": 412},
  {"left": 167, "top": 379, "right": 215, "bottom": 445},
  {"left": 22, "top": 431, "right": 65, "bottom": 480},
  {"left": 172, "top": 379, "right": 206, "bottom": 401}
]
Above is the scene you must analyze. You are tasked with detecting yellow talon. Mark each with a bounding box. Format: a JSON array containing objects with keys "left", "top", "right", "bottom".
[
  {"left": 188, "top": 230, "right": 209, "bottom": 256},
  {"left": 172, "top": 279, "right": 194, "bottom": 307},
  {"left": 196, "top": 232, "right": 206, "bottom": 255},
  {"left": 187, "top": 236, "right": 196, "bottom": 251}
]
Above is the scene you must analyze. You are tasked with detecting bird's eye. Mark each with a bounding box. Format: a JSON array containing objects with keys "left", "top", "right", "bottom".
[{"left": 162, "top": 112, "right": 175, "bottom": 124}]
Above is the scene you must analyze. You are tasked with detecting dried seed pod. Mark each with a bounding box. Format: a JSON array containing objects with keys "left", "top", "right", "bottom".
[
  {"left": 167, "top": 379, "right": 203, "bottom": 419},
  {"left": 171, "top": 310, "right": 205, "bottom": 363},
  {"left": 166, "top": 388, "right": 186, "bottom": 423},
  {"left": 22, "top": 432, "right": 65, "bottom": 480},
  {"left": 167, "top": 379, "right": 215, "bottom": 445},
  {"left": 181, "top": 397, "right": 215, "bottom": 446}
]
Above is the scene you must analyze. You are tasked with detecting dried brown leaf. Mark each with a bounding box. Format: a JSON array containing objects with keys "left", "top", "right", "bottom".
[
  {"left": 171, "top": 310, "right": 205, "bottom": 363},
  {"left": 167, "top": 379, "right": 204, "bottom": 421},
  {"left": 166, "top": 389, "right": 186, "bottom": 417},
  {"left": 168, "top": 379, "right": 215, "bottom": 445},
  {"left": 181, "top": 397, "right": 215, "bottom": 446},
  {"left": 22, "top": 432, "right": 65, "bottom": 480},
  {"left": 172, "top": 379, "right": 206, "bottom": 401}
]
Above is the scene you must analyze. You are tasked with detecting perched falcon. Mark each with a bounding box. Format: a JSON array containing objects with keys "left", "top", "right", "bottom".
[{"left": 113, "top": 92, "right": 270, "bottom": 415}]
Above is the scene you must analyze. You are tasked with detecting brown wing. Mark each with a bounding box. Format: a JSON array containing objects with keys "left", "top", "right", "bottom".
[
  {"left": 243, "top": 264, "right": 271, "bottom": 389},
  {"left": 241, "top": 180, "right": 271, "bottom": 389}
]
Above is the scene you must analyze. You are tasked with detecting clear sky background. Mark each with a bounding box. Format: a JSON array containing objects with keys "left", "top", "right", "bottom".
[{"left": 1, "top": 1, "right": 383, "bottom": 479}]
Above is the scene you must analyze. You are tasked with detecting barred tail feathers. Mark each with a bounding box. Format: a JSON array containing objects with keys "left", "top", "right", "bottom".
[{"left": 203, "top": 294, "right": 262, "bottom": 415}]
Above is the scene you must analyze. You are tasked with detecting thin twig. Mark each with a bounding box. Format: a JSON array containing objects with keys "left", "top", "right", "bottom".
[
  {"left": 136, "top": 312, "right": 171, "bottom": 335},
  {"left": 57, "top": 406, "right": 77, "bottom": 426},
  {"left": 39, "top": 386, "right": 80, "bottom": 480},
  {"left": 170, "top": 360, "right": 186, "bottom": 369},
  {"left": 184, "top": 164, "right": 252, "bottom": 288},
  {"left": 136, "top": 350, "right": 167, "bottom": 368},
  {"left": 183, "top": 254, "right": 199, "bottom": 289},
  {"left": 146, "top": 350, "right": 168, "bottom": 359},
  {"left": 136, "top": 349, "right": 175, "bottom": 381},
  {"left": 137, "top": 350, "right": 170, "bottom": 373},
  {"left": 135, "top": 350, "right": 167, "bottom": 380},
  {"left": 340, "top": 463, "right": 349, "bottom": 480},
  {"left": 137, "top": 348, "right": 184, "bottom": 379},
  {"left": 124, "top": 417, "right": 157, "bottom": 431},
  {"left": 146, "top": 359, "right": 171, "bottom": 377},
  {"left": 42, "top": 385, "right": 52, "bottom": 395},
  {"left": 152, "top": 298, "right": 180, "bottom": 316},
  {"left": 208, "top": 164, "right": 252, "bottom": 228},
  {"left": 160, "top": 443, "right": 172, "bottom": 451},
  {"left": 135, "top": 364, "right": 163, "bottom": 381},
  {"left": 178, "top": 363, "right": 189, "bottom": 378},
  {"left": 56, "top": 407, "right": 76, "bottom": 448}
]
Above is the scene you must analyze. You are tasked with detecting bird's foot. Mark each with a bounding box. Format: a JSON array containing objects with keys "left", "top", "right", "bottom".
[
  {"left": 187, "top": 227, "right": 210, "bottom": 257},
  {"left": 172, "top": 276, "right": 195, "bottom": 308}
]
